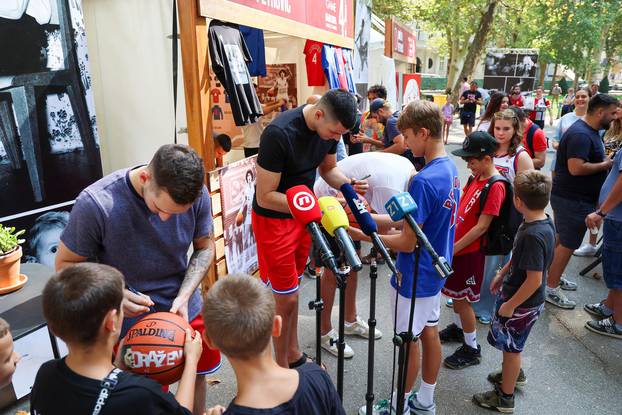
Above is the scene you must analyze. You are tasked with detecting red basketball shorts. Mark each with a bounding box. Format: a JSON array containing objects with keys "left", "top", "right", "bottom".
[{"left": 252, "top": 211, "right": 311, "bottom": 294}]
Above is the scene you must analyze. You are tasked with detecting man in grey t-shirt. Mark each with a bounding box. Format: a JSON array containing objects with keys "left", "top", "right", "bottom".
[{"left": 56, "top": 144, "right": 220, "bottom": 415}]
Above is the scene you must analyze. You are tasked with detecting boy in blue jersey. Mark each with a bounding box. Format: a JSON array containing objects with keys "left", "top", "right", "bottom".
[{"left": 359, "top": 101, "right": 460, "bottom": 415}]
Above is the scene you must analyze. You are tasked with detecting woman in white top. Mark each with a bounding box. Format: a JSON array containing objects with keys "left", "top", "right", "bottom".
[
  {"left": 477, "top": 92, "right": 509, "bottom": 132},
  {"left": 551, "top": 87, "right": 591, "bottom": 173}
]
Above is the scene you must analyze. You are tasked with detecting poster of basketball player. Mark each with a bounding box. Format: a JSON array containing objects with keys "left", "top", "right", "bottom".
[
  {"left": 219, "top": 156, "right": 258, "bottom": 275},
  {"left": 0, "top": 0, "right": 101, "bottom": 269},
  {"left": 257, "top": 64, "right": 297, "bottom": 109},
  {"left": 483, "top": 48, "right": 538, "bottom": 93},
  {"left": 354, "top": 0, "right": 371, "bottom": 84}
]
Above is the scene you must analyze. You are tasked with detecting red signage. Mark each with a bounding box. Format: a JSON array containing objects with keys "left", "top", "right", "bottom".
[
  {"left": 226, "top": 0, "right": 354, "bottom": 38},
  {"left": 393, "top": 22, "right": 416, "bottom": 60}
]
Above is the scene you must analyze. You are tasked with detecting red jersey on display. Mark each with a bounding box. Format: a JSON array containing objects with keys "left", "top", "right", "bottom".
[
  {"left": 304, "top": 40, "right": 325, "bottom": 86},
  {"left": 455, "top": 176, "right": 506, "bottom": 255},
  {"left": 210, "top": 88, "right": 221, "bottom": 103}
]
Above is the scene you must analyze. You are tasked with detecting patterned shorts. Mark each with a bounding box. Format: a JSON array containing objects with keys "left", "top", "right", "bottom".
[{"left": 487, "top": 295, "right": 544, "bottom": 353}]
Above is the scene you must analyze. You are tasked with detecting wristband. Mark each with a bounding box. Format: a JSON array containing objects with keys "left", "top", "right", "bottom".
[{"left": 596, "top": 209, "right": 607, "bottom": 218}]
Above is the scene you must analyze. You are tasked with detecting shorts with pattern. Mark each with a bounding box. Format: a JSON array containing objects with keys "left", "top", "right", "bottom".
[
  {"left": 441, "top": 251, "right": 485, "bottom": 302},
  {"left": 487, "top": 295, "right": 544, "bottom": 353}
]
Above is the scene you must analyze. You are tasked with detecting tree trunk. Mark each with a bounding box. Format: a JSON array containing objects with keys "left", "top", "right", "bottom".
[
  {"left": 537, "top": 60, "right": 546, "bottom": 88},
  {"left": 445, "top": 29, "right": 454, "bottom": 88},
  {"left": 450, "top": 0, "right": 499, "bottom": 104},
  {"left": 573, "top": 70, "right": 579, "bottom": 90},
  {"left": 551, "top": 63, "right": 559, "bottom": 85}
]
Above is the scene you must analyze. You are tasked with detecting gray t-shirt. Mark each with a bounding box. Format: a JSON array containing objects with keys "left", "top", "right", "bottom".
[
  {"left": 61, "top": 168, "right": 213, "bottom": 335},
  {"left": 502, "top": 216, "right": 555, "bottom": 308}
]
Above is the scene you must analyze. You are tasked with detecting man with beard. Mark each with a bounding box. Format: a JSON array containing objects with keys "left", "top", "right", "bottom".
[{"left": 546, "top": 94, "right": 618, "bottom": 309}]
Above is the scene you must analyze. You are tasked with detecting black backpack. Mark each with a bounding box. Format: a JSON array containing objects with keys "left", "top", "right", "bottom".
[{"left": 468, "top": 175, "right": 522, "bottom": 256}]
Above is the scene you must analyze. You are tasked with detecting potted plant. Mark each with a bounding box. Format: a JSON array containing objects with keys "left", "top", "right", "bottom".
[{"left": 0, "top": 224, "right": 26, "bottom": 290}]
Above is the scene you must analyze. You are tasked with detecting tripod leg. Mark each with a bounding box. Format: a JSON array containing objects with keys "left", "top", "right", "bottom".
[
  {"left": 336, "top": 269, "right": 348, "bottom": 401},
  {"left": 315, "top": 268, "right": 323, "bottom": 367},
  {"left": 394, "top": 339, "right": 407, "bottom": 415},
  {"left": 365, "top": 261, "right": 378, "bottom": 414}
]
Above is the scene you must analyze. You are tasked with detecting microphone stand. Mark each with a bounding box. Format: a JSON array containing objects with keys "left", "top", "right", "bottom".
[
  {"left": 334, "top": 264, "right": 349, "bottom": 401},
  {"left": 393, "top": 244, "right": 421, "bottom": 415},
  {"left": 365, "top": 259, "right": 378, "bottom": 415},
  {"left": 307, "top": 255, "right": 324, "bottom": 369}
]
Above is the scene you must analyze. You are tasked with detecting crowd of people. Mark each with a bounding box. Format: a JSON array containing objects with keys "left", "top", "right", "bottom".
[{"left": 0, "top": 82, "right": 619, "bottom": 415}]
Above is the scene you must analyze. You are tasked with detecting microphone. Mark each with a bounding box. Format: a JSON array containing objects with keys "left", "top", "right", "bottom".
[
  {"left": 340, "top": 183, "right": 399, "bottom": 278},
  {"left": 385, "top": 192, "right": 453, "bottom": 279},
  {"left": 318, "top": 196, "right": 363, "bottom": 272},
  {"left": 285, "top": 185, "right": 339, "bottom": 276}
]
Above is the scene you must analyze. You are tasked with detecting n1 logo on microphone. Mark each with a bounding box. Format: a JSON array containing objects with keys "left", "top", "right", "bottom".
[{"left": 293, "top": 191, "right": 316, "bottom": 211}]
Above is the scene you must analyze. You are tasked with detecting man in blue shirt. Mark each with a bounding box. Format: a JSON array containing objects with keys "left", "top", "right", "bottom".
[
  {"left": 547, "top": 94, "right": 618, "bottom": 310},
  {"left": 584, "top": 145, "right": 622, "bottom": 339},
  {"left": 359, "top": 101, "right": 460, "bottom": 414}
]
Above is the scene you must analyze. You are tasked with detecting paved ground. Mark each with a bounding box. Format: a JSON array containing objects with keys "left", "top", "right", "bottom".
[{"left": 4, "top": 119, "right": 621, "bottom": 414}]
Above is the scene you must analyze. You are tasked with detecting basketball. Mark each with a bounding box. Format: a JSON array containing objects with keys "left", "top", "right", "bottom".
[
  {"left": 339, "top": 194, "right": 371, "bottom": 228},
  {"left": 121, "top": 312, "right": 191, "bottom": 385}
]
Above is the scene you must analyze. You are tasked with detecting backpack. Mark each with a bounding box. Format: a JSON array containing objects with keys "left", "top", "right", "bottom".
[
  {"left": 468, "top": 175, "right": 522, "bottom": 256},
  {"left": 525, "top": 123, "right": 548, "bottom": 169}
]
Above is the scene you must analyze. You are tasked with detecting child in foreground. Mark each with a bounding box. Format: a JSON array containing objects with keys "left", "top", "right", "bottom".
[
  {"left": 202, "top": 273, "right": 345, "bottom": 415},
  {"left": 0, "top": 318, "right": 20, "bottom": 388},
  {"left": 30, "top": 263, "right": 202, "bottom": 415},
  {"left": 473, "top": 170, "right": 555, "bottom": 413}
]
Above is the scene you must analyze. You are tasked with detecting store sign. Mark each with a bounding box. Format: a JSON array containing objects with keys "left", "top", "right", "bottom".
[
  {"left": 201, "top": 0, "right": 354, "bottom": 48},
  {"left": 393, "top": 22, "right": 416, "bottom": 60}
]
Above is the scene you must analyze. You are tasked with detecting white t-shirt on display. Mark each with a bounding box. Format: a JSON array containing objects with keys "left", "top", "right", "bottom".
[{"left": 314, "top": 152, "right": 415, "bottom": 214}]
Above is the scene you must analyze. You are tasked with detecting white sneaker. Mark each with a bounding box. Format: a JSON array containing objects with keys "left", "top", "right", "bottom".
[
  {"left": 345, "top": 316, "right": 383, "bottom": 339},
  {"left": 573, "top": 243, "right": 597, "bottom": 257},
  {"left": 321, "top": 329, "right": 354, "bottom": 358}
]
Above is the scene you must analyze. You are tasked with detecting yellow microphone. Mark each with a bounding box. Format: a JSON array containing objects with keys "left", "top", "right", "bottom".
[{"left": 318, "top": 196, "right": 362, "bottom": 271}]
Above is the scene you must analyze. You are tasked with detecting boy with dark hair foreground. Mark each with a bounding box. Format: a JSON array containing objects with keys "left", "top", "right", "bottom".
[
  {"left": 0, "top": 318, "right": 20, "bottom": 388},
  {"left": 473, "top": 170, "right": 555, "bottom": 413},
  {"left": 203, "top": 274, "right": 345, "bottom": 415},
  {"left": 31, "top": 263, "right": 202, "bottom": 415}
]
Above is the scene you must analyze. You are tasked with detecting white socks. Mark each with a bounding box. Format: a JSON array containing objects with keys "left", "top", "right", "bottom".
[
  {"left": 453, "top": 312, "right": 463, "bottom": 329},
  {"left": 417, "top": 381, "right": 436, "bottom": 408},
  {"left": 464, "top": 330, "right": 478, "bottom": 348}
]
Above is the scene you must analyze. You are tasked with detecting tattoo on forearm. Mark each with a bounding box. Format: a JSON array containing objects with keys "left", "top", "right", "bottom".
[{"left": 180, "top": 241, "right": 215, "bottom": 295}]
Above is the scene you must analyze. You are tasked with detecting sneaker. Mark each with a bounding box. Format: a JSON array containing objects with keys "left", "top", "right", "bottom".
[
  {"left": 439, "top": 323, "right": 464, "bottom": 344},
  {"left": 473, "top": 388, "right": 515, "bottom": 413},
  {"left": 445, "top": 298, "right": 453, "bottom": 308},
  {"left": 487, "top": 368, "right": 527, "bottom": 387},
  {"left": 361, "top": 251, "right": 385, "bottom": 265},
  {"left": 478, "top": 315, "right": 492, "bottom": 325},
  {"left": 303, "top": 263, "right": 320, "bottom": 279},
  {"left": 443, "top": 344, "right": 481, "bottom": 369},
  {"left": 559, "top": 276, "right": 578, "bottom": 291},
  {"left": 321, "top": 329, "right": 354, "bottom": 358},
  {"left": 345, "top": 316, "right": 382, "bottom": 339},
  {"left": 545, "top": 288, "right": 576, "bottom": 309},
  {"left": 585, "top": 317, "right": 622, "bottom": 339},
  {"left": 573, "top": 243, "right": 598, "bottom": 257},
  {"left": 358, "top": 395, "right": 409, "bottom": 415},
  {"left": 584, "top": 302, "right": 613, "bottom": 320},
  {"left": 408, "top": 393, "right": 436, "bottom": 414}
]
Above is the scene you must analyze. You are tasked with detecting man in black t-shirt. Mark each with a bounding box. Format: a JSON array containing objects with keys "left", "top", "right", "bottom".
[
  {"left": 31, "top": 263, "right": 201, "bottom": 415},
  {"left": 252, "top": 89, "right": 367, "bottom": 369},
  {"left": 547, "top": 94, "right": 618, "bottom": 310},
  {"left": 460, "top": 82, "right": 483, "bottom": 135}
]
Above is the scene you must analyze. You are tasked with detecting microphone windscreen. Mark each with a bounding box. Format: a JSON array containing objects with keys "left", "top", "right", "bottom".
[
  {"left": 318, "top": 196, "right": 349, "bottom": 237},
  {"left": 340, "top": 184, "right": 377, "bottom": 235},
  {"left": 286, "top": 185, "right": 321, "bottom": 226},
  {"left": 385, "top": 192, "right": 418, "bottom": 221}
]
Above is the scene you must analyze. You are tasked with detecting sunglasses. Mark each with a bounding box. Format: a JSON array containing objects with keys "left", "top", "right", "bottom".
[{"left": 494, "top": 110, "right": 518, "bottom": 120}]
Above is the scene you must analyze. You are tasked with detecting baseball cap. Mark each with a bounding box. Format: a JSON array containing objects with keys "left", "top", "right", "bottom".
[
  {"left": 369, "top": 98, "right": 386, "bottom": 113},
  {"left": 451, "top": 131, "right": 498, "bottom": 158}
]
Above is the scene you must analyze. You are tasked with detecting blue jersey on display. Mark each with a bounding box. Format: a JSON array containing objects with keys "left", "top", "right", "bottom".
[
  {"left": 239, "top": 25, "right": 266, "bottom": 77},
  {"left": 322, "top": 45, "right": 341, "bottom": 89},
  {"left": 392, "top": 157, "right": 460, "bottom": 298}
]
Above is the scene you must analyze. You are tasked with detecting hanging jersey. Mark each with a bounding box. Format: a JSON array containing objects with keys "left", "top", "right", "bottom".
[
  {"left": 322, "top": 44, "right": 341, "bottom": 89},
  {"left": 334, "top": 47, "right": 348, "bottom": 90},
  {"left": 304, "top": 40, "right": 325, "bottom": 86},
  {"left": 343, "top": 48, "right": 356, "bottom": 93}
]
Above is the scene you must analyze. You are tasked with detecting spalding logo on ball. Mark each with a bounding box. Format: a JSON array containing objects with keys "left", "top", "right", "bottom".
[{"left": 121, "top": 312, "right": 190, "bottom": 385}]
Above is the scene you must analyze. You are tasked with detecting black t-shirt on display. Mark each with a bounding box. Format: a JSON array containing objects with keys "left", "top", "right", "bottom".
[
  {"left": 253, "top": 106, "right": 337, "bottom": 219},
  {"left": 552, "top": 119, "right": 607, "bottom": 203},
  {"left": 30, "top": 359, "right": 191, "bottom": 415},
  {"left": 208, "top": 20, "right": 263, "bottom": 126},
  {"left": 502, "top": 216, "right": 555, "bottom": 308},
  {"left": 223, "top": 364, "right": 345, "bottom": 415},
  {"left": 460, "top": 90, "right": 482, "bottom": 113}
]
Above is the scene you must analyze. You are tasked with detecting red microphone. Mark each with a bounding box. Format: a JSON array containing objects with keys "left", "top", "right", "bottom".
[{"left": 286, "top": 185, "right": 339, "bottom": 275}]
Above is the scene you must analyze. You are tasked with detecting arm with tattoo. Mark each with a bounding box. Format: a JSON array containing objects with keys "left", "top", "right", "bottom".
[{"left": 170, "top": 234, "right": 215, "bottom": 320}]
